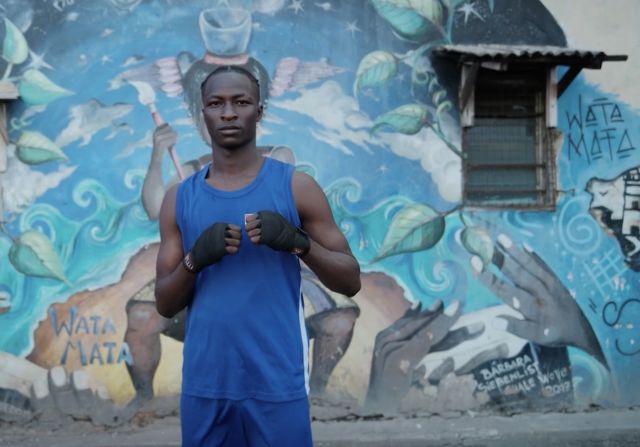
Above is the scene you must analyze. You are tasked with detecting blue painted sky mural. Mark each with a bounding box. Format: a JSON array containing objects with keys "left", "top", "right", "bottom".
[{"left": 0, "top": 0, "right": 638, "bottom": 422}]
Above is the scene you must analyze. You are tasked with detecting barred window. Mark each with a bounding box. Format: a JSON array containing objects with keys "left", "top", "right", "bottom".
[{"left": 462, "top": 66, "right": 556, "bottom": 208}]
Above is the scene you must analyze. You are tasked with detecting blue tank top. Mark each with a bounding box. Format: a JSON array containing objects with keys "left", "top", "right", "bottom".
[{"left": 175, "top": 157, "right": 308, "bottom": 401}]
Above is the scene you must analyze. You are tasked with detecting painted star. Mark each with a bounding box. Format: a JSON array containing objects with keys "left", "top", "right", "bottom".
[
  {"left": 288, "top": 0, "right": 304, "bottom": 14},
  {"left": 457, "top": 2, "right": 484, "bottom": 24},
  {"left": 379, "top": 164, "right": 389, "bottom": 174},
  {"left": 101, "top": 28, "right": 114, "bottom": 37},
  {"left": 26, "top": 51, "right": 54, "bottom": 71},
  {"left": 345, "top": 20, "right": 361, "bottom": 37},
  {"left": 101, "top": 54, "right": 113, "bottom": 65},
  {"left": 216, "top": 0, "right": 230, "bottom": 6}
]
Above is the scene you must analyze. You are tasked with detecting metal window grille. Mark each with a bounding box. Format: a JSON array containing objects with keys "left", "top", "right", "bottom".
[{"left": 463, "top": 67, "right": 553, "bottom": 208}]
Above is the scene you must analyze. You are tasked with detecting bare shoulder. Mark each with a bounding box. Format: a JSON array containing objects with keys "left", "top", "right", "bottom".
[
  {"left": 292, "top": 170, "right": 354, "bottom": 257},
  {"left": 292, "top": 170, "right": 325, "bottom": 198},
  {"left": 159, "top": 183, "right": 180, "bottom": 227},
  {"left": 292, "top": 171, "right": 327, "bottom": 215},
  {"left": 292, "top": 170, "right": 319, "bottom": 188}
]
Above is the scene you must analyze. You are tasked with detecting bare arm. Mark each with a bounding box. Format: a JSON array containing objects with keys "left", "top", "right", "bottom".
[
  {"left": 293, "top": 172, "right": 361, "bottom": 297},
  {"left": 154, "top": 184, "right": 196, "bottom": 318}
]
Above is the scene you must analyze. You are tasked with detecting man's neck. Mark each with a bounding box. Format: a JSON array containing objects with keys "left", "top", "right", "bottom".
[
  {"left": 206, "top": 146, "right": 263, "bottom": 191},
  {"left": 211, "top": 144, "right": 260, "bottom": 173}
]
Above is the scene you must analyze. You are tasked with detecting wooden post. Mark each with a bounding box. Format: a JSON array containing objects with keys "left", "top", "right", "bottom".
[
  {"left": 460, "top": 63, "right": 478, "bottom": 128},
  {"left": 546, "top": 66, "right": 557, "bottom": 128}
]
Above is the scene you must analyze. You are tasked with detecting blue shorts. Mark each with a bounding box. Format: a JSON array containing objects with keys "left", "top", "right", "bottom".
[{"left": 180, "top": 395, "right": 313, "bottom": 447}]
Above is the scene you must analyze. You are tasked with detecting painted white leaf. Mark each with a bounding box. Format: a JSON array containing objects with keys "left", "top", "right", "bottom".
[
  {"left": 18, "top": 69, "right": 73, "bottom": 106},
  {"left": 8, "top": 230, "right": 69, "bottom": 283},
  {"left": 461, "top": 226, "right": 494, "bottom": 266},
  {"left": 16, "top": 131, "right": 67, "bottom": 165},
  {"left": 1, "top": 18, "right": 28, "bottom": 65},
  {"left": 372, "top": 103, "right": 429, "bottom": 135},
  {"left": 373, "top": 203, "right": 445, "bottom": 262},
  {"left": 353, "top": 51, "right": 397, "bottom": 96},
  {"left": 404, "top": 0, "right": 444, "bottom": 26}
]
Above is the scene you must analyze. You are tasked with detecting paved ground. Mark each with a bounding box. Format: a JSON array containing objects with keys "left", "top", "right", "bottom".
[{"left": 1, "top": 407, "right": 639, "bottom": 446}]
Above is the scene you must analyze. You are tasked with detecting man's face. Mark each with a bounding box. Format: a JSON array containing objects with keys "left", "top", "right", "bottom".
[{"left": 201, "top": 70, "right": 262, "bottom": 150}]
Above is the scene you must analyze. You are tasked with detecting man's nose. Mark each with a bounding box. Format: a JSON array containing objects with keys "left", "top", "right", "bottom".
[{"left": 221, "top": 103, "right": 237, "bottom": 120}]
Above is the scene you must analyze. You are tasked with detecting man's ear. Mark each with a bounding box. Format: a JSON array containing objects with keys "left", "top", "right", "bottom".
[{"left": 256, "top": 104, "right": 264, "bottom": 122}]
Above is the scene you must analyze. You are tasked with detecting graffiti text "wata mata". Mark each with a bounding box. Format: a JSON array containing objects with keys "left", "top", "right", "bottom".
[{"left": 48, "top": 305, "right": 133, "bottom": 366}]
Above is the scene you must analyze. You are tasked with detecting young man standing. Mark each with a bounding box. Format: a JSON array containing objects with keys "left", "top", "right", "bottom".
[{"left": 154, "top": 65, "right": 361, "bottom": 446}]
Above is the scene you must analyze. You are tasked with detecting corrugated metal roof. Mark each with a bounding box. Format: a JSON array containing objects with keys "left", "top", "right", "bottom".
[{"left": 433, "top": 44, "right": 627, "bottom": 67}]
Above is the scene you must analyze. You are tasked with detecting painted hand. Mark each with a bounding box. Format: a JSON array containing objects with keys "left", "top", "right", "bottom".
[
  {"left": 189, "top": 223, "right": 241, "bottom": 272},
  {"left": 245, "top": 210, "right": 310, "bottom": 256},
  {"left": 151, "top": 123, "right": 177, "bottom": 162},
  {"left": 471, "top": 233, "right": 607, "bottom": 367},
  {"left": 365, "top": 299, "right": 464, "bottom": 412}
]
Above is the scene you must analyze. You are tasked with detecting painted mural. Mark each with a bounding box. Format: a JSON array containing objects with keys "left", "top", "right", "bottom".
[{"left": 0, "top": 0, "right": 638, "bottom": 425}]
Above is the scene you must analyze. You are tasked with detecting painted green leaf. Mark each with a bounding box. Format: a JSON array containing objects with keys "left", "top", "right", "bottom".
[
  {"left": 444, "top": 0, "right": 468, "bottom": 9},
  {"left": 9, "top": 230, "right": 69, "bottom": 283},
  {"left": 371, "top": 0, "right": 443, "bottom": 39},
  {"left": 404, "top": 0, "right": 444, "bottom": 26},
  {"left": 18, "top": 69, "right": 73, "bottom": 106},
  {"left": 372, "top": 104, "right": 429, "bottom": 135},
  {"left": 371, "top": 0, "right": 427, "bottom": 39},
  {"left": 373, "top": 203, "right": 445, "bottom": 262},
  {"left": 2, "top": 18, "right": 29, "bottom": 65},
  {"left": 461, "top": 226, "right": 494, "bottom": 266},
  {"left": 353, "top": 51, "right": 397, "bottom": 96},
  {"left": 16, "top": 131, "right": 67, "bottom": 165}
]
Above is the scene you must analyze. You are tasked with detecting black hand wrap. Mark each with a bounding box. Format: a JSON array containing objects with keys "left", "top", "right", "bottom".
[
  {"left": 258, "top": 210, "right": 310, "bottom": 256},
  {"left": 189, "top": 222, "right": 229, "bottom": 272}
]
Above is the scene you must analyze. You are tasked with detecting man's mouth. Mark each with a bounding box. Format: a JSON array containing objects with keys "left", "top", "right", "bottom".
[{"left": 218, "top": 126, "right": 241, "bottom": 135}]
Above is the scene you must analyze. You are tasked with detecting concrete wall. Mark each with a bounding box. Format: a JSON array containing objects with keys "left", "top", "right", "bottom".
[{"left": 0, "top": 0, "right": 638, "bottom": 424}]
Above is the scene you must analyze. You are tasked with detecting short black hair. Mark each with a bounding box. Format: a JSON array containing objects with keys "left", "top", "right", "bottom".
[{"left": 200, "top": 65, "right": 261, "bottom": 104}]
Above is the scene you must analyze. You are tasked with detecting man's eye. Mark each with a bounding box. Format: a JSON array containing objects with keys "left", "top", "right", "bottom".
[{"left": 207, "top": 101, "right": 221, "bottom": 108}]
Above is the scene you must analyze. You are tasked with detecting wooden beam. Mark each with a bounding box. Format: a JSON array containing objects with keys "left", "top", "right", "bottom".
[
  {"left": 0, "top": 81, "right": 18, "bottom": 100},
  {"left": 460, "top": 62, "right": 478, "bottom": 127},
  {"left": 546, "top": 67, "right": 557, "bottom": 127}
]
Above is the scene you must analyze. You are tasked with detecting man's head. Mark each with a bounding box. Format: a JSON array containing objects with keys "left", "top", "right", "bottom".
[
  {"left": 200, "top": 65, "right": 263, "bottom": 151},
  {"left": 200, "top": 65, "right": 262, "bottom": 106}
]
